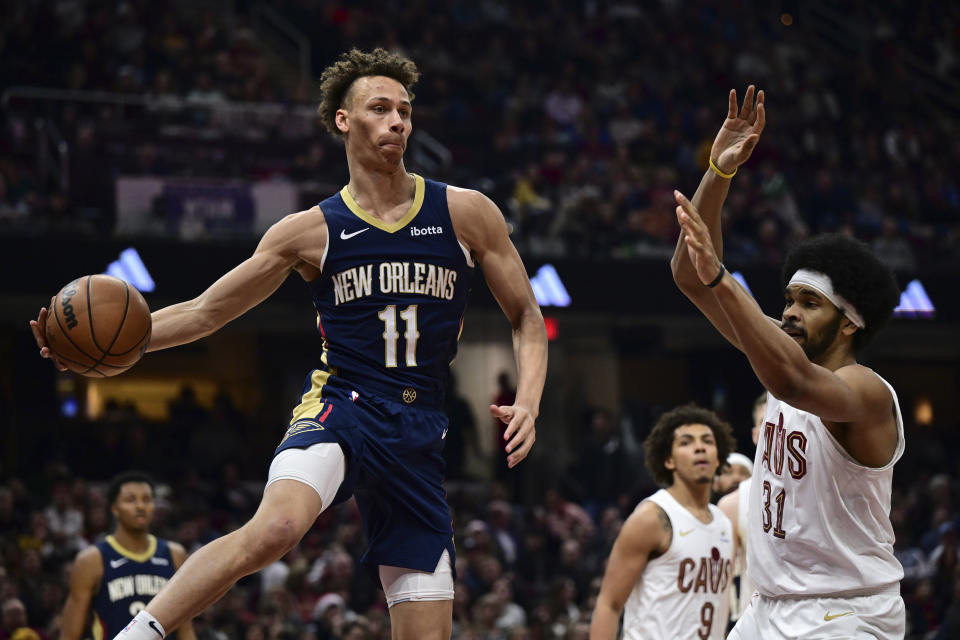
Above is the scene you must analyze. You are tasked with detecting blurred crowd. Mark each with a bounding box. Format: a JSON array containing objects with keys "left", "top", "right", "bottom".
[
  {"left": 1, "top": 1, "right": 959, "bottom": 270},
  {"left": 1, "top": 390, "right": 960, "bottom": 639}
]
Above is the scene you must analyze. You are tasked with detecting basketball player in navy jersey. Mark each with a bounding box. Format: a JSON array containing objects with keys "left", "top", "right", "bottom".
[
  {"left": 59, "top": 472, "right": 195, "bottom": 640},
  {"left": 33, "top": 48, "right": 546, "bottom": 640}
]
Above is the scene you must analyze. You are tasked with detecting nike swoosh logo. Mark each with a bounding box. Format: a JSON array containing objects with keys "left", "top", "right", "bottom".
[
  {"left": 110, "top": 558, "right": 129, "bottom": 569},
  {"left": 148, "top": 620, "right": 164, "bottom": 638},
  {"left": 340, "top": 228, "right": 369, "bottom": 240},
  {"left": 679, "top": 529, "right": 695, "bottom": 537},
  {"left": 823, "top": 611, "right": 854, "bottom": 621}
]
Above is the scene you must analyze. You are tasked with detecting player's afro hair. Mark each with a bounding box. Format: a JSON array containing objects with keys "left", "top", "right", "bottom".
[
  {"left": 318, "top": 48, "right": 420, "bottom": 136},
  {"left": 107, "top": 470, "right": 155, "bottom": 505},
  {"left": 781, "top": 234, "right": 900, "bottom": 352},
  {"left": 644, "top": 404, "right": 736, "bottom": 488}
]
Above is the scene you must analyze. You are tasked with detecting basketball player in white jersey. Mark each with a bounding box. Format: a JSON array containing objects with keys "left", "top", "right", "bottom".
[
  {"left": 671, "top": 87, "right": 905, "bottom": 638},
  {"left": 717, "top": 393, "right": 765, "bottom": 624},
  {"left": 590, "top": 404, "right": 737, "bottom": 640}
]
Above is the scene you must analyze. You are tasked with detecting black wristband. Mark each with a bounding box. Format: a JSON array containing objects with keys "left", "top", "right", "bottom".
[{"left": 706, "top": 263, "right": 726, "bottom": 288}]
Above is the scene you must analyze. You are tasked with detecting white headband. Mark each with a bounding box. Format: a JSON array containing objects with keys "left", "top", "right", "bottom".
[
  {"left": 726, "top": 452, "right": 754, "bottom": 474},
  {"left": 788, "top": 269, "right": 866, "bottom": 329}
]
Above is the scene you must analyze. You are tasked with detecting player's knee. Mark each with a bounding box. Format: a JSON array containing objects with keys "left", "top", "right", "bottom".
[{"left": 240, "top": 516, "right": 303, "bottom": 567}]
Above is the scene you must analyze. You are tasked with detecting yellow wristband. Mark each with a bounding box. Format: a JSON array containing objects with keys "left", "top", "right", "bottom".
[{"left": 709, "top": 157, "right": 737, "bottom": 179}]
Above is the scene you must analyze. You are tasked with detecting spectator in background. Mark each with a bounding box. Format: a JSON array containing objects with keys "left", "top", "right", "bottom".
[
  {"left": 0, "top": 598, "right": 44, "bottom": 640},
  {"left": 443, "top": 373, "right": 479, "bottom": 481},
  {"left": 570, "top": 408, "right": 630, "bottom": 518},
  {"left": 872, "top": 216, "right": 917, "bottom": 275}
]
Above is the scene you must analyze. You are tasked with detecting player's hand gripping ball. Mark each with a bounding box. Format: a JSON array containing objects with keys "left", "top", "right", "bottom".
[{"left": 44, "top": 275, "right": 152, "bottom": 377}]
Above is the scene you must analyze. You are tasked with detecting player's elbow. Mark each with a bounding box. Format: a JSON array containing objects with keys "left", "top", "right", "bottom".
[
  {"left": 594, "top": 590, "right": 624, "bottom": 617},
  {"left": 515, "top": 303, "right": 545, "bottom": 335},
  {"left": 671, "top": 256, "right": 701, "bottom": 293}
]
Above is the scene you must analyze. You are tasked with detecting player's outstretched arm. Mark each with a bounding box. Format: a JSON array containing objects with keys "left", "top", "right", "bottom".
[
  {"left": 167, "top": 542, "right": 197, "bottom": 640},
  {"left": 146, "top": 208, "right": 325, "bottom": 352},
  {"left": 590, "top": 502, "right": 670, "bottom": 640},
  {"left": 675, "top": 193, "right": 894, "bottom": 431},
  {"left": 449, "top": 188, "right": 547, "bottom": 469},
  {"left": 671, "top": 87, "right": 765, "bottom": 350},
  {"left": 59, "top": 546, "right": 103, "bottom": 640}
]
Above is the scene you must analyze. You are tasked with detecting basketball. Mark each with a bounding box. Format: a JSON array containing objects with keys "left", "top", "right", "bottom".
[{"left": 44, "top": 275, "right": 152, "bottom": 377}]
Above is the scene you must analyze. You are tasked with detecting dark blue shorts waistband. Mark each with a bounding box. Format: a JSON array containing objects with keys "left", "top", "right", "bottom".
[{"left": 327, "top": 370, "right": 445, "bottom": 409}]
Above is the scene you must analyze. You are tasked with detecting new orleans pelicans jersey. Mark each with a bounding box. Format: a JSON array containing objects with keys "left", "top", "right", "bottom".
[
  {"left": 310, "top": 174, "right": 472, "bottom": 398},
  {"left": 91, "top": 535, "right": 176, "bottom": 640},
  {"left": 622, "top": 489, "right": 733, "bottom": 640},
  {"left": 747, "top": 375, "right": 905, "bottom": 597}
]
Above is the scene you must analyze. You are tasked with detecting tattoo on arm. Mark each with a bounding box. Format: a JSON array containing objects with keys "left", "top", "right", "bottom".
[{"left": 650, "top": 505, "right": 672, "bottom": 559}]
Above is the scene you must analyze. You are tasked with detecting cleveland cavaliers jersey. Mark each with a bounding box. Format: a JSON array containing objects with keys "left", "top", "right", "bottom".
[
  {"left": 733, "top": 477, "right": 754, "bottom": 618},
  {"left": 91, "top": 535, "right": 176, "bottom": 640},
  {"left": 747, "top": 375, "right": 905, "bottom": 597},
  {"left": 311, "top": 174, "right": 473, "bottom": 398},
  {"left": 622, "top": 489, "right": 733, "bottom": 640}
]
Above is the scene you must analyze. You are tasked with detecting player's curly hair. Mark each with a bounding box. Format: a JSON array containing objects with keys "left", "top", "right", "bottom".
[
  {"left": 781, "top": 233, "right": 900, "bottom": 352},
  {"left": 107, "top": 470, "right": 155, "bottom": 505},
  {"left": 644, "top": 404, "right": 737, "bottom": 487},
  {"left": 318, "top": 48, "right": 420, "bottom": 136}
]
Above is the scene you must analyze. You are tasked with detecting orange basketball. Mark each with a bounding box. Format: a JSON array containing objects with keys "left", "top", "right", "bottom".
[{"left": 44, "top": 275, "right": 152, "bottom": 377}]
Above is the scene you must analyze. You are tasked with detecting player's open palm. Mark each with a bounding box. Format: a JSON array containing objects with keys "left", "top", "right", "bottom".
[
  {"left": 674, "top": 191, "right": 722, "bottom": 286},
  {"left": 711, "top": 85, "right": 765, "bottom": 174}
]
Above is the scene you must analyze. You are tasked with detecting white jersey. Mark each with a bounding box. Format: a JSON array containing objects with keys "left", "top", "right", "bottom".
[
  {"left": 731, "top": 477, "right": 753, "bottom": 619},
  {"left": 747, "top": 375, "right": 905, "bottom": 597},
  {"left": 623, "top": 489, "right": 733, "bottom": 640}
]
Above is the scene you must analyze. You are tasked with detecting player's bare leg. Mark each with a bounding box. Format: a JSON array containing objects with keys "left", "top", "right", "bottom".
[
  {"left": 389, "top": 601, "right": 453, "bottom": 640},
  {"left": 112, "top": 480, "right": 323, "bottom": 639}
]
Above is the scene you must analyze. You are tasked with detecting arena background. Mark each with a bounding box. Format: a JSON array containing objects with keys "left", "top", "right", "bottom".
[{"left": 1, "top": 1, "right": 959, "bottom": 638}]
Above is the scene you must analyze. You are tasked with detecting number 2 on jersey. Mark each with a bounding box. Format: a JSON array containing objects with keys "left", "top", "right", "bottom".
[{"left": 379, "top": 304, "right": 419, "bottom": 367}]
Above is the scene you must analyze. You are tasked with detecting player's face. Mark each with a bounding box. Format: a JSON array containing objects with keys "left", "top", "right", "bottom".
[
  {"left": 713, "top": 462, "right": 752, "bottom": 496},
  {"left": 780, "top": 284, "right": 846, "bottom": 362},
  {"left": 338, "top": 75, "right": 412, "bottom": 168},
  {"left": 665, "top": 424, "right": 719, "bottom": 486},
  {"left": 111, "top": 482, "right": 154, "bottom": 533}
]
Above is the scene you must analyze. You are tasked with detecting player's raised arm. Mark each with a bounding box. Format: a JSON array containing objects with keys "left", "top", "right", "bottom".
[
  {"left": 671, "top": 87, "right": 765, "bottom": 350},
  {"left": 448, "top": 188, "right": 547, "bottom": 469},
  {"left": 674, "top": 193, "right": 892, "bottom": 428},
  {"left": 59, "top": 547, "right": 104, "bottom": 640},
  {"left": 146, "top": 208, "right": 326, "bottom": 352},
  {"left": 590, "top": 502, "right": 670, "bottom": 640}
]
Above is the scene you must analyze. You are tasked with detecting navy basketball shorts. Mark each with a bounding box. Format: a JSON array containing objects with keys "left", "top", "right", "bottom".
[{"left": 274, "top": 369, "right": 456, "bottom": 576}]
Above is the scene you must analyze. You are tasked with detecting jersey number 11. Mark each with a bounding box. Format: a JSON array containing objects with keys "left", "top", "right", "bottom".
[{"left": 379, "top": 304, "right": 420, "bottom": 367}]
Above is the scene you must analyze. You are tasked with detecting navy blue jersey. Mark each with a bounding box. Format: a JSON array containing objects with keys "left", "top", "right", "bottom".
[
  {"left": 312, "top": 174, "right": 473, "bottom": 400},
  {"left": 91, "top": 535, "right": 176, "bottom": 640}
]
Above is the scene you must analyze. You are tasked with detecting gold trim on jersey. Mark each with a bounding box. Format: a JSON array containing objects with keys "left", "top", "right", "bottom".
[
  {"left": 92, "top": 613, "right": 104, "bottom": 640},
  {"left": 339, "top": 174, "right": 425, "bottom": 233},
  {"left": 105, "top": 534, "right": 157, "bottom": 563}
]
